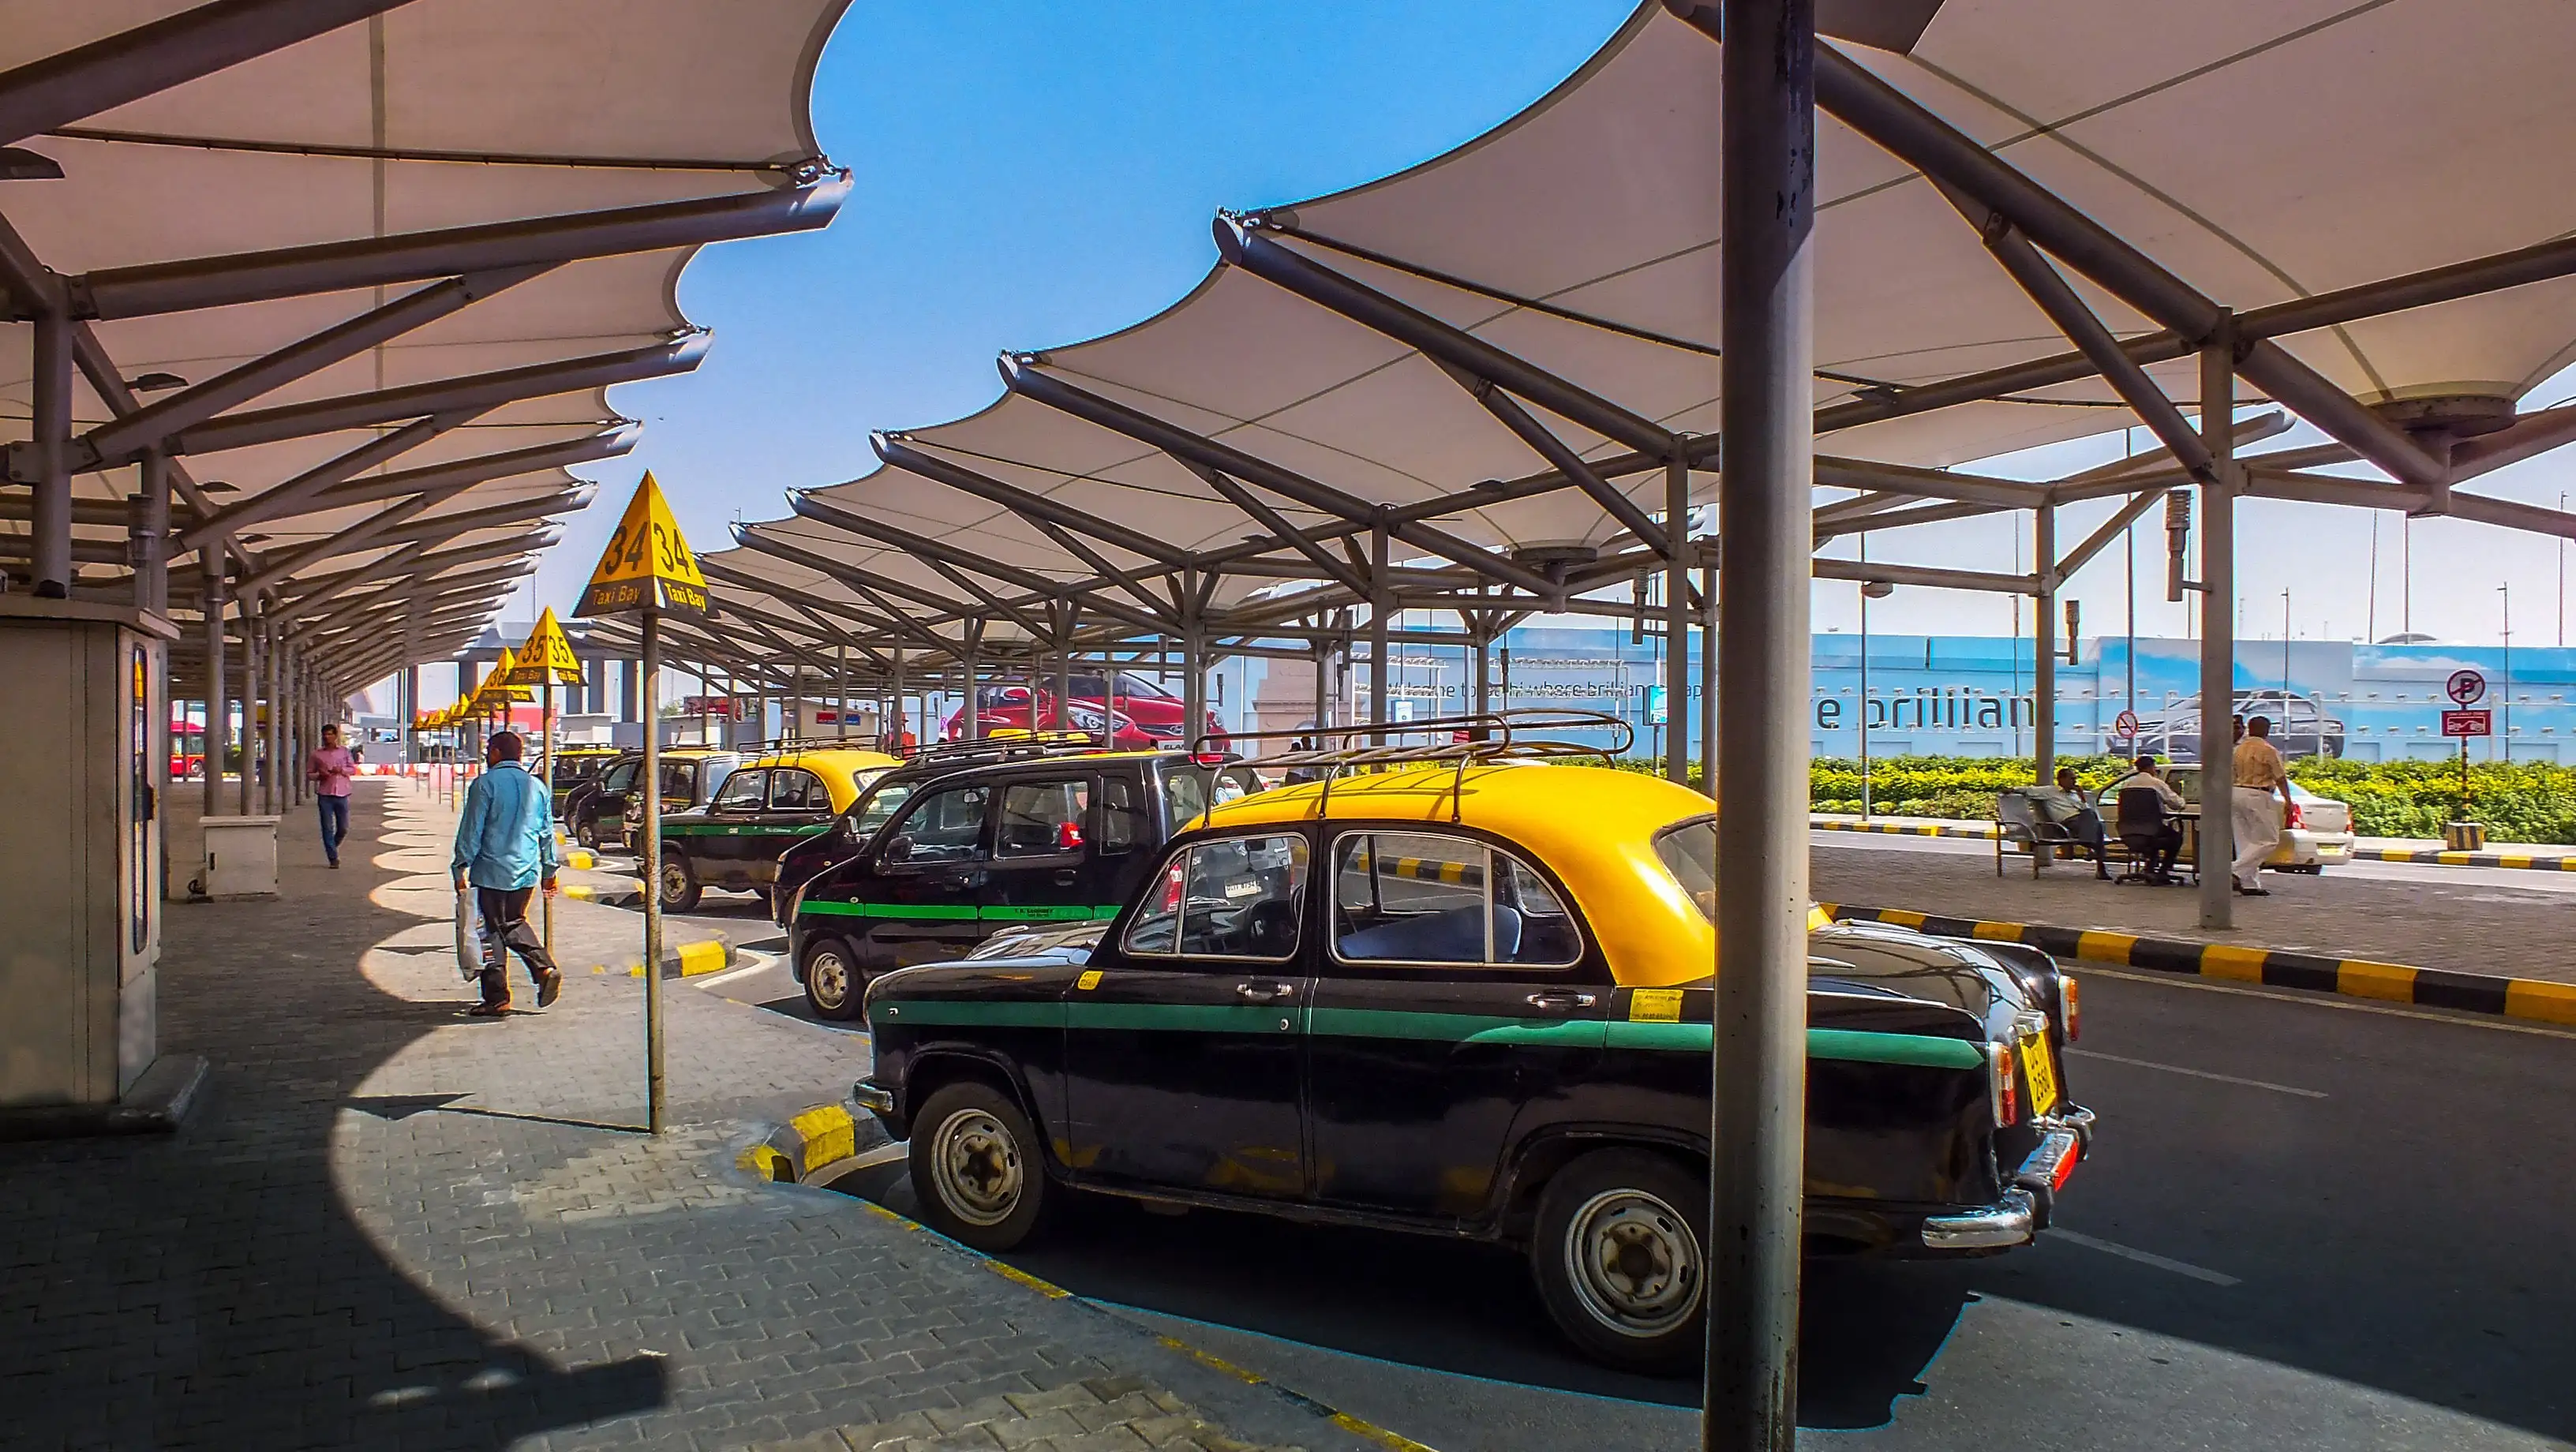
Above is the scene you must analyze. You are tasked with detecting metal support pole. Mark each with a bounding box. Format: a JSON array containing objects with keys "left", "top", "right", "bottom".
[
  {"left": 1700, "top": 564, "right": 1719, "bottom": 797},
  {"left": 2034, "top": 503, "right": 2057, "bottom": 784},
  {"left": 135, "top": 451, "right": 171, "bottom": 615},
  {"left": 1369, "top": 522, "right": 1392, "bottom": 731},
  {"left": 268, "top": 621, "right": 286, "bottom": 816},
  {"left": 1181, "top": 611, "right": 1208, "bottom": 747},
  {"left": 29, "top": 308, "right": 72, "bottom": 597},
  {"left": 891, "top": 646, "right": 907, "bottom": 750},
  {"left": 1470, "top": 619, "right": 1492, "bottom": 718},
  {"left": 641, "top": 611, "right": 667, "bottom": 1134},
  {"left": 1709, "top": 1, "right": 1814, "bottom": 1445},
  {"left": 204, "top": 566, "right": 228, "bottom": 819},
  {"left": 1312, "top": 633, "right": 1332, "bottom": 735},
  {"left": 837, "top": 642, "right": 849, "bottom": 740},
  {"left": 2198, "top": 326, "right": 2237, "bottom": 930},
  {"left": 1667, "top": 451, "right": 1693, "bottom": 784},
  {"left": 237, "top": 614, "right": 257, "bottom": 814},
  {"left": 961, "top": 629, "right": 981, "bottom": 741}
]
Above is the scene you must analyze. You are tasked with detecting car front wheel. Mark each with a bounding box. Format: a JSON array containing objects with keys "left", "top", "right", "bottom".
[
  {"left": 657, "top": 850, "right": 702, "bottom": 913},
  {"left": 908, "top": 1081, "right": 1048, "bottom": 1251},
  {"left": 801, "top": 936, "right": 866, "bottom": 1021},
  {"left": 1532, "top": 1149, "right": 1708, "bottom": 1374}
]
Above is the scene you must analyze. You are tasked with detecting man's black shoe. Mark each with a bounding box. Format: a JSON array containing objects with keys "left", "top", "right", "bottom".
[{"left": 536, "top": 971, "right": 564, "bottom": 1009}]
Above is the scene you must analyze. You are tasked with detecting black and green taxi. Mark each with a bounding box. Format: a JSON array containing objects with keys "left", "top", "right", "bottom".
[
  {"left": 654, "top": 746, "right": 901, "bottom": 912},
  {"left": 543, "top": 745, "right": 624, "bottom": 813},
  {"left": 781, "top": 746, "right": 1261, "bottom": 1021},
  {"left": 852, "top": 761, "right": 2094, "bottom": 1372}
]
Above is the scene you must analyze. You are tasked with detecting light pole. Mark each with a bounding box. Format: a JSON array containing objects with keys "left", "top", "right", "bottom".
[
  {"left": 1861, "top": 567, "right": 1892, "bottom": 818},
  {"left": 2281, "top": 588, "right": 2291, "bottom": 696},
  {"left": 2499, "top": 583, "right": 2512, "bottom": 762}
]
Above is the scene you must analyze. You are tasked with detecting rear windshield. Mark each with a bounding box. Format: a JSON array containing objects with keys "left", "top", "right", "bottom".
[
  {"left": 1164, "top": 764, "right": 1262, "bottom": 825},
  {"left": 1653, "top": 816, "right": 1717, "bottom": 924}
]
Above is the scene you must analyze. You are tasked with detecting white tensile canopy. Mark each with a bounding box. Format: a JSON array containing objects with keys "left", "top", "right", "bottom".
[
  {"left": 0, "top": 0, "right": 848, "bottom": 688},
  {"left": 710, "top": 0, "right": 2576, "bottom": 686}
]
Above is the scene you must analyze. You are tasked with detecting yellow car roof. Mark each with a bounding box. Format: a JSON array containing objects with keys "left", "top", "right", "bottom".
[
  {"left": 752, "top": 747, "right": 904, "bottom": 811},
  {"left": 1202, "top": 762, "right": 1721, "bottom": 988}
]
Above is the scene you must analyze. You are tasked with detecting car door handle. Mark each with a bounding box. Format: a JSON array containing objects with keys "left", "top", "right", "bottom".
[
  {"left": 1053, "top": 868, "right": 1077, "bottom": 885},
  {"left": 1524, "top": 991, "right": 1599, "bottom": 1013},
  {"left": 1234, "top": 981, "right": 1295, "bottom": 1003}
]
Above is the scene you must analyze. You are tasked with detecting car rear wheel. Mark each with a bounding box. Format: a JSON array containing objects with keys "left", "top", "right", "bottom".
[
  {"left": 577, "top": 818, "right": 601, "bottom": 851},
  {"left": 801, "top": 936, "right": 866, "bottom": 1021},
  {"left": 908, "top": 1081, "right": 1048, "bottom": 1251},
  {"left": 657, "top": 850, "right": 702, "bottom": 913},
  {"left": 1532, "top": 1149, "right": 1707, "bottom": 1374}
]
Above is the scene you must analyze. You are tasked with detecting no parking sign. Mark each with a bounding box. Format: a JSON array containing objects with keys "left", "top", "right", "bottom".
[{"left": 2447, "top": 668, "right": 2487, "bottom": 706}]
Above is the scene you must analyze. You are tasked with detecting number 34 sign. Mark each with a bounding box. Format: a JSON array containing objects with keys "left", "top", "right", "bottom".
[{"left": 577, "top": 472, "right": 710, "bottom": 618}]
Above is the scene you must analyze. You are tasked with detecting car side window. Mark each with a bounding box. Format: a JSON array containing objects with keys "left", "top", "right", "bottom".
[
  {"left": 1099, "top": 777, "right": 1140, "bottom": 853},
  {"left": 769, "top": 769, "right": 826, "bottom": 811},
  {"left": 998, "top": 777, "right": 1091, "bottom": 858},
  {"left": 1121, "top": 834, "right": 1309, "bottom": 961},
  {"left": 659, "top": 762, "right": 695, "bottom": 802},
  {"left": 710, "top": 769, "right": 767, "bottom": 814},
  {"left": 893, "top": 784, "right": 990, "bottom": 863},
  {"left": 1331, "top": 831, "right": 1582, "bottom": 969},
  {"left": 601, "top": 762, "right": 637, "bottom": 792}
]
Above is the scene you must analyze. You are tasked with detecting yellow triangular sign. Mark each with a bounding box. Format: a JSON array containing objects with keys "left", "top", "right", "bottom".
[
  {"left": 475, "top": 649, "right": 535, "bottom": 705},
  {"left": 506, "top": 607, "right": 585, "bottom": 686},
  {"left": 577, "top": 471, "right": 709, "bottom": 617}
]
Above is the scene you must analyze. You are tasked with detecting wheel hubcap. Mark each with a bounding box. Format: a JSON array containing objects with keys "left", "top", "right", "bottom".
[
  {"left": 930, "top": 1108, "right": 1022, "bottom": 1226},
  {"left": 1564, "top": 1188, "right": 1702, "bottom": 1337},
  {"left": 661, "top": 862, "right": 688, "bottom": 900},
  {"left": 810, "top": 952, "right": 848, "bottom": 1009}
]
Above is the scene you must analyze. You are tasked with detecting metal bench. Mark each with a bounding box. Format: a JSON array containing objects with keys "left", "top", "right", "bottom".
[{"left": 1993, "top": 788, "right": 2106, "bottom": 878}]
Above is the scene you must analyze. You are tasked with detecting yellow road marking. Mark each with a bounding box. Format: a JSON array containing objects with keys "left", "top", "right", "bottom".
[{"left": 983, "top": 1259, "right": 1073, "bottom": 1298}]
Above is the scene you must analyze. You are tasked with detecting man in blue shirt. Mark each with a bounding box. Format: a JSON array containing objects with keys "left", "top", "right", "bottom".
[{"left": 451, "top": 730, "right": 564, "bottom": 1016}]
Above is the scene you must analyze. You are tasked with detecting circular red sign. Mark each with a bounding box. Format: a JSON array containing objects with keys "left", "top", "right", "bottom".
[
  {"left": 2447, "top": 668, "right": 2487, "bottom": 705},
  {"left": 2114, "top": 710, "right": 2140, "bottom": 738}
]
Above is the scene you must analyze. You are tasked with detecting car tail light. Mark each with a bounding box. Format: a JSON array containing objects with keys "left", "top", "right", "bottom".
[
  {"left": 1988, "top": 1042, "right": 2020, "bottom": 1127},
  {"left": 2286, "top": 801, "right": 2305, "bottom": 829},
  {"left": 2061, "top": 974, "right": 2080, "bottom": 1042}
]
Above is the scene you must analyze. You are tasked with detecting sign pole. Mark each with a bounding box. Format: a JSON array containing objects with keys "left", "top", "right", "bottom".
[
  {"left": 642, "top": 607, "right": 665, "bottom": 1135},
  {"left": 541, "top": 677, "right": 555, "bottom": 961}
]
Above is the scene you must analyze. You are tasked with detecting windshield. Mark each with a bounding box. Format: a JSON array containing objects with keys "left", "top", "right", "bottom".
[{"left": 1653, "top": 816, "right": 1717, "bottom": 924}]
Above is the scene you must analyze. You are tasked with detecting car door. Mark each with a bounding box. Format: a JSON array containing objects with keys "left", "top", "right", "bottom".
[
  {"left": 692, "top": 766, "right": 769, "bottom": 880},
  {"left": 982, "top": 773, "right": 1106, "bottom": 926},
  {"left": 1062, "top": 831, "right": 1312, "bottom": 1199},
  {"left": 1304, "top": 829, "right": 1610, "bottom": 1222},
  {"left": 862, "top": 780, "right": 996, "bottom": 967}
]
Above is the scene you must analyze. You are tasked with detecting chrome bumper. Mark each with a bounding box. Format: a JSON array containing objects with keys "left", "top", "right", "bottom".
[
  {"left": 852, "top": 1080, "right": 897, "bottom": 1117},
  {"left": 1921, "top": 1105, "right": 2097, "bottom": 1250}
]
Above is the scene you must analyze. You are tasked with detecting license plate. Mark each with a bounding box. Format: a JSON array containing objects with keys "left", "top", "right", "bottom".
[{"left": 2020, "top": 1031, "right": 2061, "bottom": 1118}]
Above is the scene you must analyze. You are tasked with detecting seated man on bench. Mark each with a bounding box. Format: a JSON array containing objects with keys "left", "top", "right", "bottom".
[{"left": 2027, "top": 766, "right": 2110, "bottom": 879}]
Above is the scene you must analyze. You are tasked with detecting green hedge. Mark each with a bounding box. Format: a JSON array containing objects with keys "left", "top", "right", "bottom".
[{"left": 1616, "top": 752, "right": 2576, "bottom": 844}]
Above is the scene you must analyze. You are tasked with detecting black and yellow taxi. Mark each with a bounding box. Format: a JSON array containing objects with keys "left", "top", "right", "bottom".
[
  {"left": 543, "top": 744, "right": 624, "bottom": 814},
  {"left": 780, "top": 741, "right": 1260, "bottom": 1021},
  {"left": 653, "top": 744, "right": 901, "bottom": 912},
  {"left": 851, "top": 717, "right": 2093, "bottom": 1372},
  {"left": 614, "top": 746, "right": 747, "bottom": 855}
]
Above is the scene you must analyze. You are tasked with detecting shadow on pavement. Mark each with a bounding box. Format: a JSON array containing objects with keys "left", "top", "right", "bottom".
[
  {"left": 825, "top": 1160, "right": 1974, "bottom": 1428},
  {"left": 1, "top": 784, "right": 668, "bottom": 1450}
]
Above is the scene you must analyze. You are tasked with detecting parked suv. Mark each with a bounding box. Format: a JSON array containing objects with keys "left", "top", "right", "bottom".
[
  {"left": 546, "top": 746, "right": 623, "bottom": 814},
  {"left": 654, "top": 746, "right": 901, "bottom": 912},
  {"left": 781, "top": 743, "right": 1261, "bottom": 1020},
  {"left": 2135, "top": 689, "right": 2345, "bottom": 762},
  {"left": 563, "top": 751, "right": 641, "bottom": 851}
]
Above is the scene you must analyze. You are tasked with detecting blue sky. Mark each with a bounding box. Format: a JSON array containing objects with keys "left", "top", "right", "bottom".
[{"left": 518, "top": 2, "right": 2576, "bottom": 661}]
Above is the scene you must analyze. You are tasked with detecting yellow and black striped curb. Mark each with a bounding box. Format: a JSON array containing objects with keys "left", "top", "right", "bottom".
[
  {"left": 2349, "top": 845, "right": 2576, "bottom": 871},
  {"left": 1811, "top": 817, "right": 2000, "bottom": 840},
  {"left": 1821, "top": 902, "right": 2576, "bottom": 1027},
  {"left": 561, "top": 881, "right": 643, "bottom": 908},
  {"left": 737, "top": 1117, "right": 1440, "bottom": 1451},
  {"left": 736, "top": 1099, "right": 878, "bottom": 1184}
]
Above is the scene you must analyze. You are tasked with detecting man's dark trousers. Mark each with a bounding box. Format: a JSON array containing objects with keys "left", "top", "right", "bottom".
[
  {"left": 476, "top": 885, "right": 559, "bottom": 1008},
  {"left": 316, "top": 793, "right": 350, "bottom": 866}
]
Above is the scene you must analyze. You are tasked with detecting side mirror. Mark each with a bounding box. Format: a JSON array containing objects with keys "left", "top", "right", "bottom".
[{"left": 883, "top": 834, "right": 915, "bottom": 864}]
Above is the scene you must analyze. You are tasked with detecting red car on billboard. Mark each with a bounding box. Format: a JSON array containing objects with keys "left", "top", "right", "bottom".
[{"left": 941, "top": 672, "right": 1223, "bottom": 750}]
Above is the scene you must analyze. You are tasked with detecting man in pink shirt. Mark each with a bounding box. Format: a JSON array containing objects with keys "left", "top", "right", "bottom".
[{"left": 305, "top": 724, "right": 358, "bottom": 869}]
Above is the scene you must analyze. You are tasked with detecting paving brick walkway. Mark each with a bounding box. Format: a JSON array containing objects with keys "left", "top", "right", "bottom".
[
  {"left": 2, "top": 780, "right": 1380, "bottom": 1452},
  {"left": 1814, "top": 838, "right": 2576, "bottom": 982}
]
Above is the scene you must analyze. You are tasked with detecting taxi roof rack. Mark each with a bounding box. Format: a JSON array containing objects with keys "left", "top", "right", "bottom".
[{"left": 1198, "top": 709, "right": 1635, "bottom": 822}]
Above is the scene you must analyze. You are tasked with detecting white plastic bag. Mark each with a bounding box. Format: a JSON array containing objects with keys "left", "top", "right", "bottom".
[{"left": 453, "top": 886, "right": 483, "bottom": 982}]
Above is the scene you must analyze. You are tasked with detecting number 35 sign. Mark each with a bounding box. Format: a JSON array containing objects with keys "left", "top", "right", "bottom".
[{"left": 577, "top": 472, "right": 710, "bottom": 617}]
